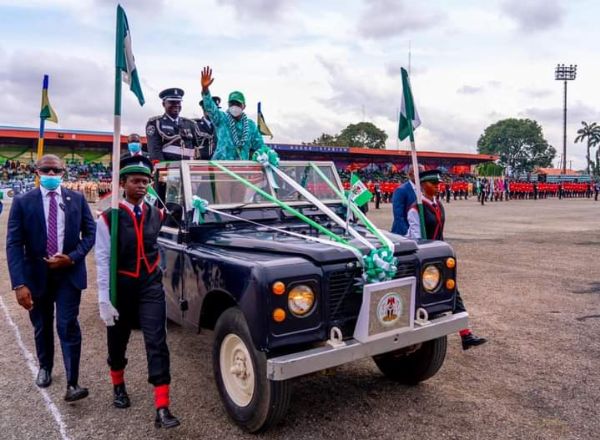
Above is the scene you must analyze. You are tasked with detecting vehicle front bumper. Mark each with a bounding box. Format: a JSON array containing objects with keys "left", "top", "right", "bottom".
[{"left": 266, "top": 311, "right": 468, "bottom": 381}]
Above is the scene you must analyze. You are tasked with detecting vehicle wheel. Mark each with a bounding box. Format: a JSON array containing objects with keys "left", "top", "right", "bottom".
[
  {"left": 213, "top": 307, "right": 291, "bottom": 433},
  {"left": 372, "top": 336, "right": 447, "bottom": 385}
]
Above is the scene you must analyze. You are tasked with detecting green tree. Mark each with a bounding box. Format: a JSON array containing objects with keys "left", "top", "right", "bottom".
[
  {"left": 574, "top": 121, "right": 600, "bottom": 175},
  {"left": 337, "top": 122, "right": 387, "bottom": 149},
  {"left": 308, "top": 133, "right": 341, "bottom": 146},
  {"left": 477, "top": 118, "right": 556, "bottom": 174}
]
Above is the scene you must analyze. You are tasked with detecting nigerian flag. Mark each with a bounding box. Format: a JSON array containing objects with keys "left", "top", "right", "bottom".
[
  {"left": 398, "top": 67, "right": 420, "bottom": 141},
  {"left": 145, "top": 185, "right": 159, "bottom": 205},
  {"left": 349, "top": 173, "right": 372, "bottom": 207},
  {"left": 116, "top": 5, "right": 144, "bottom": 106}
]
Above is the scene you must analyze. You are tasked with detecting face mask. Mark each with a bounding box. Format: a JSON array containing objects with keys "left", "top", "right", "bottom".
[
  {"left": 40, "top": 175, "right": 62, "bottom": 190},
  {"left": 228, "top": 105, "right": 243, "bottom": 118},
  {"left": 128, "top": 142, "right": 142, "bottom": 154}
]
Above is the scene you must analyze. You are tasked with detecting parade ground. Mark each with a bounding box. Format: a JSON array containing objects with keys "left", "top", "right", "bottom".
[{"left": 0, "top": 198, "right": 598, "bottom": 440}]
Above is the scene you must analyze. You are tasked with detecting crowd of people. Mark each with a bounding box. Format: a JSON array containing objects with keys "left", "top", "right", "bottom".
[
  {"left": 1, "top": 159, "right": 112, "bottom": 199},
  {"left": 341, "top": 172, "right": 600, "bottom": 208}
]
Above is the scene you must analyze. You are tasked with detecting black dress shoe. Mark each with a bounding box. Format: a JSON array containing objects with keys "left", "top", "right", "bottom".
[
  {"left": 64, "top": 385, "right": 89, "bottom": 402},
  {"left": 35, "top": 368, "right": 52, "bottom": 388},
  {"left": 113, "top": 384, "right": 130, "bottom": 409},
  {"left": 155, "top": 407, "right": 180, "bottom": 429},
  {"left": 462, "top": 333, "right": 488, "bottom": 350}
]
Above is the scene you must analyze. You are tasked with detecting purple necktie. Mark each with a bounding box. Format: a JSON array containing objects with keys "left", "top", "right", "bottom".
[{"left": 47, "top": 191, "right": 58, "bottom": 256}]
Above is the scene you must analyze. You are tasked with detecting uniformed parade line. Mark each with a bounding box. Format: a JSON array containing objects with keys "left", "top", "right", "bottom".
[
  {"left": 269, "top": 165, "right": 375, "bottom": 250},
  {"left": 309, "top": 162, "right": 395, "bottom": 252},
  {"left": 207, "top": 161, "right": 361, "bottom": 252},
  {"left": 200, "top": 204, "right": 365, "bottom": 260},
  {"left": 0, "top": 295, "right": 71, "bottom": 440}
]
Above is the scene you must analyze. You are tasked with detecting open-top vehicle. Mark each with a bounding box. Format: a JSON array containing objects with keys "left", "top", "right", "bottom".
[{"left": 152, "top": 160, "right": 468, "bottom": 432}]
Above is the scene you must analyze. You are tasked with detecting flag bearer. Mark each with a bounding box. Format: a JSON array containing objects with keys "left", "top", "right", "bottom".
[
  {"left": 94, "top": 155, "right": 180, "bottom": 429},
  {"left": 406, "top": 169, "right": 488, "bottom": 350}
]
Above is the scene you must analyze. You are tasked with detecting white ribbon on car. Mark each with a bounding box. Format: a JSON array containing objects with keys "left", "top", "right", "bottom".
[
  {"left": 194, "top": 202, "right": 365, "bottom": 261},
  {"left": 270, "top": 166, "right": 375, "bottom": 250}
]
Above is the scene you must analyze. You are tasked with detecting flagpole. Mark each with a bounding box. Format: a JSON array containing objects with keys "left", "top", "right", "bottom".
[
  {"left": 345, "top": 172, "right": 353, "bottom": 235},
  {"left": 400, "top": 67, "right": 426, "bottom": 239},
  {"left": 409, "top": 131, "right": 427, "bottom": 239},
  {"left": 110, "top": 7, "right": 124, "bottom": 307},
  {"left": 36, "top": 75, "right": 51, "bottom": 162}
]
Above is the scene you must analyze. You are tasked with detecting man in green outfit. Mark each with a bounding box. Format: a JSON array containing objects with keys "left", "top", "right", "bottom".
[{"left": 200, "top": 66, "right": 269, "bottom": 161}]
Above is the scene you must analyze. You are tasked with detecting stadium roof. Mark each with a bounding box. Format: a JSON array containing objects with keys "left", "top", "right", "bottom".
[{"left": 0, "top": 125, "right": 497, "bottom": 163}]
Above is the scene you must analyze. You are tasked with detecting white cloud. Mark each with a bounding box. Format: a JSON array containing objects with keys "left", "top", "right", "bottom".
[
  {"left": 500, "top": 0, "right": 565, "bottom": 32},
  {"left": 0, "top": 0, "right": 598, "bottom": 171},
  {"left": 357, "top": 0, "right": 444, "bottom": 39}
]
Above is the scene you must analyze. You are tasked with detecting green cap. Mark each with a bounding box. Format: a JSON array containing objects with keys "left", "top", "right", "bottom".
[
  {"left": 119, "top": 155, "right": 153, "bottom": 177},
  {"left": 419, "top": 169, "right": 441, "bottom": 183},
  {"left": 228, "top": 91, "right": 245, "bottom": 105}
]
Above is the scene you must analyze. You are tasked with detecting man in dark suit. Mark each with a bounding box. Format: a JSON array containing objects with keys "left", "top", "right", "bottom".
[
  {"left": 391, "top": 165, "right": 421, "bottom": 236},
  {"left": 6, "top": 154, "right": 96, "bottom": 402}
]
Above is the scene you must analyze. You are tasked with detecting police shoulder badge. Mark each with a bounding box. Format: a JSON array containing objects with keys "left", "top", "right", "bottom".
[{"left": 146, "top": 123, "right": 156, "bottom": 136}]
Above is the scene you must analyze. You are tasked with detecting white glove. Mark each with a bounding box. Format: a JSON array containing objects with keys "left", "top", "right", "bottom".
[{"left": 99, "top": 301, "right": 119, "bottom": 327}]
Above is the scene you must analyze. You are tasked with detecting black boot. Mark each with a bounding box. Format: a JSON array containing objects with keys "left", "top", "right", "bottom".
[
  {"left": 113, "top": 383, "right": 130, "bottom": 409},
  {"left": 461, "top": 333, "right": 488, "bottom": 350},
  {"left": 35, "top": 367, "right": 52, "bottom": 388},
  {"left": 64, "top": 384, "right": 89, "bottom": 402},
  {"left": 155, "top": 407, "right": 180, "bottom": 429}
]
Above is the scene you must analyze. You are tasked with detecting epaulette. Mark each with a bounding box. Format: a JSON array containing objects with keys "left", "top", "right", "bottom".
[{"left": 146, "top": 115, "right": 162, "bottom": 123}]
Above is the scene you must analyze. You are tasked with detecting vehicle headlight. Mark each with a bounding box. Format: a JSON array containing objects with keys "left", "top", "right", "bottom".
[
  {"left": 287, "top": 285, "right": 315, "bottom": 317},
  {"left": 422, "top": 265, "right": 441, "bottom": 292}
]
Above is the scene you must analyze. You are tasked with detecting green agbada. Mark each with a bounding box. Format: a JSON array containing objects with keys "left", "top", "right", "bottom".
[{"left": 202, "top": 91, "right": 267, "bottom": 160}]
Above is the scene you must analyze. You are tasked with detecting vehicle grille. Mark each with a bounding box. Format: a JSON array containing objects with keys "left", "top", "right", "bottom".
[{"left": 327, "top": 260, "right": 417, "bottom": 338}]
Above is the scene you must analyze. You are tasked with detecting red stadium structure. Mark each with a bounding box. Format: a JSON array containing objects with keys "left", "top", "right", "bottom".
[{"left": 0, "top": 125, "right": 496, "bottom": 173}]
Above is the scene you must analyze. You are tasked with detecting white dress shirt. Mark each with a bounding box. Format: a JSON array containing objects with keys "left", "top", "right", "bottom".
[
  {"left": 406, "top": 195, "right": 436, "bottom": 240},
  {"left": 95, "top": 200, "right": 144, "bottom": 303},
  {"left": 40, "top": 185, "right": 65, "bottom": 254}
]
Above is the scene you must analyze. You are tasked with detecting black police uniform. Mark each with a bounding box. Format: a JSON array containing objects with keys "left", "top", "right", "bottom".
[
  {"left": 194, "top": 117, "right": 216, "bottom": 160},
  {"left": 193, "top": 96, "right": 220, "bottom": 160},
  {"left": 146, "top": 88, "right": 203, "bottom": 162}
]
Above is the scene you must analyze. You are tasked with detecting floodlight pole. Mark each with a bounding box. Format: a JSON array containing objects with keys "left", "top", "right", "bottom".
[{"left": 555, "top": 64, "right": 577, "bottom": 174}]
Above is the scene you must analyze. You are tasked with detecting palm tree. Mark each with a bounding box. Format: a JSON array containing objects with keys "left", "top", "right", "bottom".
[{"left": 574, "top": 121, "right": 600, "bottom": 175}]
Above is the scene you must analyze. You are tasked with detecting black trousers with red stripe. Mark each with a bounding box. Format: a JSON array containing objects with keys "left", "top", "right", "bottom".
[{"left": 107, "top": 266, "right": 171, "bottom": 385}]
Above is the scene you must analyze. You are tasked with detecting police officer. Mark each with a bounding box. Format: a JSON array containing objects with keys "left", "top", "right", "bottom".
[
  {"left": 194, "top": 96, "right": 221, "bottom": 160},
  {"left": 146, "top": 88, "right": 203, "bottom": 162},
  {"left": 95, "top": 155, "right": 180, "bottom": 429}
]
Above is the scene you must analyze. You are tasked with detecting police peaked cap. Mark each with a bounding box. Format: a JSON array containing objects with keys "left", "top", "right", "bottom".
[
  {"left": 199, "top": 96, "right": 221, "bottom": 108},
  {"left": 159, "top": 88, "right": 184, "bottom": 101},
  {"left": 120, "top": 155, "right": 153, "bottom": 177},
  {"left": 419, "top": 169, "right": 442, "bottom": 183}
]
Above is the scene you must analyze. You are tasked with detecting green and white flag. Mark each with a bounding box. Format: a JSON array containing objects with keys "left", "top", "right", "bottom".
[
  {"left": 398, "top": 67, "right": 420, "bottom": 141},
  {"left": 349, "top": 173, "right": 372, "bottom": 207},
  {"left": 116, "top": 5, "right": 144, "bottom": 106},
  {"left": 145, "top": 185, "right": 159, "bottom": 205}
]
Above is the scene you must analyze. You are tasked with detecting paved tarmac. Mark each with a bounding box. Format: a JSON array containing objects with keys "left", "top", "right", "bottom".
[{"left": 0, "top": 197, "right": 598, "bottom": 440}]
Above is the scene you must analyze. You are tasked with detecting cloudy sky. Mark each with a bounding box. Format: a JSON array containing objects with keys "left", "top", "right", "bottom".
[{"left": 1, "top": 0, "right": 598, "bottom": 168}]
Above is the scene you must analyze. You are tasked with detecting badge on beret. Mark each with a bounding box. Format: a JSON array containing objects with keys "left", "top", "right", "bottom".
[{"left": 147, "top": 124, "right": 156, "bottom": 136}]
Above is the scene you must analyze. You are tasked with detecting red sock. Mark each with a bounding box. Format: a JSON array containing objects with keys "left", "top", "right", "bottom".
[
  {"left": 459, "top": 329, "right": 472, "bottom": 338},
  {"left": 110, "top": 369, "right": 125, "bottom": 386},
  {"left": 154, "top": 384, "right": 170, "bottom": 409}
]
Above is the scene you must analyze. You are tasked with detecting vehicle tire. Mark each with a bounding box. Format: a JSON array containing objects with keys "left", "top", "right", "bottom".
[
  {"left": 213, "top": 307, "right": 291, "bottom": 433},
  {"left": 372, "top": 336, "right": 447, "bottom": 385}
]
